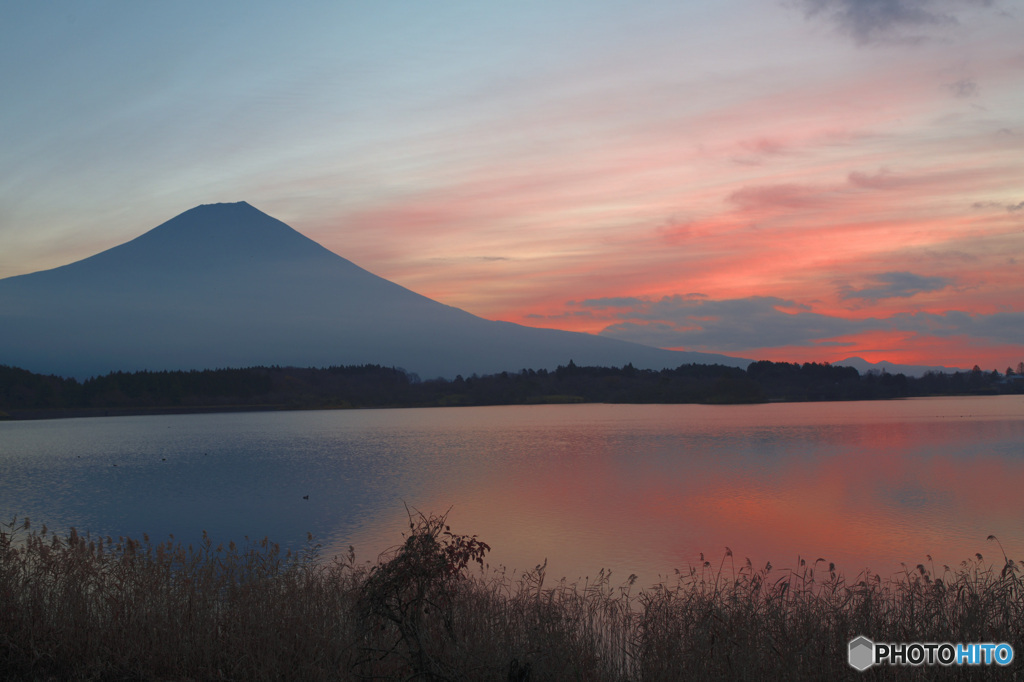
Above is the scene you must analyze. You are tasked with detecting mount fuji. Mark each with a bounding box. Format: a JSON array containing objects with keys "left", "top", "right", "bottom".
[{"left": 0, "top": 202, "right": 750, "bottom": 379}]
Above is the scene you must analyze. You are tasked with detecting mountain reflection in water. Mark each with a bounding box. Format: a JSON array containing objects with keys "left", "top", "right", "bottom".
[{"left": 1, "top": 396, "right": 1021, "bottom": 587}]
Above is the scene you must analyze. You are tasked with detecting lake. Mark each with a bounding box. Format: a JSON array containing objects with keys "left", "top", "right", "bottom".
[{"left": 1, "top": 396, "right": 1022, "bottom": 587}]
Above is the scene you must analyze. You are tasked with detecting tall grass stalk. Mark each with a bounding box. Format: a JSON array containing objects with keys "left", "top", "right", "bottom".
[{"left": 1, "top": 515, "right": 1021, "bottom": 680}]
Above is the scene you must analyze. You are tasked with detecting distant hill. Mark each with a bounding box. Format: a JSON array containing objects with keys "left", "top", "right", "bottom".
[
  {"left": 834, "top": 357, "right": 968, "bottom": 378},
  {"left": 0, "top": 202, "right": 750, "bottom": 379}
]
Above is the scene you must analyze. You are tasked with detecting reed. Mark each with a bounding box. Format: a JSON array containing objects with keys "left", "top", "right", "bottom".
[{"left": 1, "top": 514, "right": 1020, "bottom": 680}]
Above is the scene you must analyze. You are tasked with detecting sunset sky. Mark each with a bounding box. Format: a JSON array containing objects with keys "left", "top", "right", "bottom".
[{"left": 2, "top": 1, "right": 1021, "bottom": 370}]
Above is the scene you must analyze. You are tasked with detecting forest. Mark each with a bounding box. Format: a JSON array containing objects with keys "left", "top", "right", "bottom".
[{"left": 1, "top": 359, "right": 1021, "bottom": 419}]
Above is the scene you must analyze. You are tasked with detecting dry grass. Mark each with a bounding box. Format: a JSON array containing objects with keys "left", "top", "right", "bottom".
[{"left": 2, "top": 514, "right": 1021, "bottom": 681}]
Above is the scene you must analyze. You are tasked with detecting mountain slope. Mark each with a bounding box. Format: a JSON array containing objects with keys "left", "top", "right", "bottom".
[
  {"left": 835, "top": 357, "right": 968, "bottom": 378},
  {"left": 0, "top": 202, "right": 750, "bottom": 379}
]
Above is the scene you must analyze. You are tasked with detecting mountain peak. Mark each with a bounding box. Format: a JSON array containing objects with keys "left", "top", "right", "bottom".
[
  {"left": 61, "top": 201, "right": 337, "bottom": 277},
  {"left": 202, "top": 200, "right": 252, "bottom": 207},
  {"left": 145, "top": 201, "right": 293, "bottom": 240},
  {"left": 174, "top": 200, "right": 265, "bottom": 222}
]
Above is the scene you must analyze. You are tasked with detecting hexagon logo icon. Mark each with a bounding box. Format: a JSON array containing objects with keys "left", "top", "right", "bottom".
[{"left": 849, "top": 636, "right": 874, "bottom": 671}]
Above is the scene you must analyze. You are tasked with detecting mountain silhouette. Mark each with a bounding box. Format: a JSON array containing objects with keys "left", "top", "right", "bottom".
[
  {"left": 0, "top": 202, "right": 749, "bottom": 379},
  {"left": 835, "top": 357, "right": 967, "bottom": 378}
]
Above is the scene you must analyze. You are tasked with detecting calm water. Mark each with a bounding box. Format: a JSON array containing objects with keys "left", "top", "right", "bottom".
[{"left": 1, "top": 396, "right": 1022, "bottom": 586}]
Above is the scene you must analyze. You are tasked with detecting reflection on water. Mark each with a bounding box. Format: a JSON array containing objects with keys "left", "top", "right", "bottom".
[{"left": 1, "top": 396, "right": 1021, "bottom": 586}]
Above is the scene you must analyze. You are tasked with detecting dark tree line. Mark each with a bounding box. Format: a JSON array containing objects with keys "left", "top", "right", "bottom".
[{"left": 1, "top": 360, "right": 1021, "bottom": 418}]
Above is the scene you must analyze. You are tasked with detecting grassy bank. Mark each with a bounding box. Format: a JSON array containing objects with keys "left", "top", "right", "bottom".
[{"left": 1, "top": 514, "right": 1021, "bottom": 681}]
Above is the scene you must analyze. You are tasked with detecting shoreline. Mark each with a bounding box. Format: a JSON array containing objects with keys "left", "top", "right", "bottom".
[{"left": 3, "top": 391, "right": 1016, "bottom": 422}]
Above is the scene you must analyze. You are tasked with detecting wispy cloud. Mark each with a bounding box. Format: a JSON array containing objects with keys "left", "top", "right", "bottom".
[
  {"left": 972, "top": 200, "right": 1024, "bottom": 212},
  {"left": 947, "top": 77, "right": 979, "bottom": 98},
  {"left": 890, "top": 310, "right": 1024, "bottom": 344},
  {"left": 430, "top": 256, "right": 512, "bottom": 263},
  {"left": 795, "top": 0, "right": 995, "bottom": 45},
  {"left": 572, "top": 296, "right": 649, "bottom": 309},
  {"left": 727, "top": 184, "right": 835, "bottom": 211},
  {"left": 838, "top": 271, "right": 953, "bottom": 302},
  {"left": 590, "top": 293, "right": 1023, "bottom": 356},
  {"left": 591, "top": 295, "right": 861, "bottom": 351}
]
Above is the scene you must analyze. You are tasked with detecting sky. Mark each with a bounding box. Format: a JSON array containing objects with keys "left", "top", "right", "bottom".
[{"left": 1, "top": 0, "right": 1022, "bottom": 370}]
